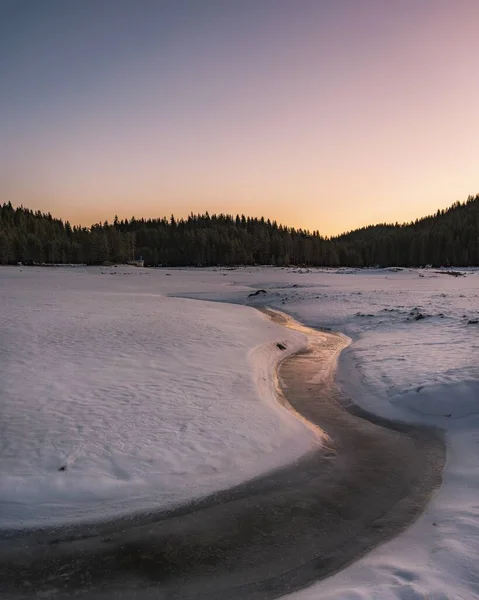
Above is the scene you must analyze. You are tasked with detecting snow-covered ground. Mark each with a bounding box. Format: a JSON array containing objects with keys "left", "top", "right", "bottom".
[
  {"left": 0, "top": 267, "right": 320, "bottom": 528},
  {"left": 194, "top": 265, "right": 478, "bottom": 600},
  {"left": 1, "top": 265, "right": 479, "bottom": 599}
]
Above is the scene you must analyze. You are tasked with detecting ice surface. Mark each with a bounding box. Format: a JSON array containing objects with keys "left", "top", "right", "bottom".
[
  {"left": 204, "top": 265, "right": 477, "bottom": 600},
  {"left": 160, "top": 264, "right": 479, "bottom": 600}
]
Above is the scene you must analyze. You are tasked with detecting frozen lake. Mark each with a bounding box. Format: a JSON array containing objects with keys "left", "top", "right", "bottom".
[{"left": 1, "top": 265, "right": 478, "bottom": 599}]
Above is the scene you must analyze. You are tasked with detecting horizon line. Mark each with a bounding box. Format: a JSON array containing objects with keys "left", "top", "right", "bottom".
[{"left": 5, "top": 193, "right": 477, "bottom": 239}]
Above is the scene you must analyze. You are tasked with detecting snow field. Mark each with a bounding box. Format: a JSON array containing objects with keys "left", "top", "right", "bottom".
[
  {"left": 2, "top": 265, "right": 479, "bottom": 600},
  {"left": 0, "top": 267, "right": 320, "bottom": 528}
]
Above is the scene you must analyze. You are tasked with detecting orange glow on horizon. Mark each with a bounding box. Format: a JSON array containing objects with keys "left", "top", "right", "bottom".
[{"left": 2, "top": 1, "right": 479, "bottom": 236}]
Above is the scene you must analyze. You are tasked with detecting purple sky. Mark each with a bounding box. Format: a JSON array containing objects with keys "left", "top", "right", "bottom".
[{"left": 1, "top": 0, "right": 478, "bottom": 234}]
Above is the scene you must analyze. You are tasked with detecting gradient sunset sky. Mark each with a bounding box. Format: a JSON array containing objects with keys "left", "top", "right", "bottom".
[{"left": 1, "top": 0, "right": 478, "bottom": 235}]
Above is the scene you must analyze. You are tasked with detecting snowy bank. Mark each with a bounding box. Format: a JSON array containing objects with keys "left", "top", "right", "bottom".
[
  {"left": 0, "top": 307, "right": 443, "bottom": 600},
  {"left": 0, "top": 267, "right": 320, "bottom": 528}
]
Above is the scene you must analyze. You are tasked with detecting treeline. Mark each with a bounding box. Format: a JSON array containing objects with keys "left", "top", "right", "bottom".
[{"left": 0, "top": 195, "right": 478, "bottom": 267}]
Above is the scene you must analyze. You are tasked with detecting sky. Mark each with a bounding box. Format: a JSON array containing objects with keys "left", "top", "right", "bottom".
[{"left": 1, "top": 0, "right": 478, "bottom": 235}]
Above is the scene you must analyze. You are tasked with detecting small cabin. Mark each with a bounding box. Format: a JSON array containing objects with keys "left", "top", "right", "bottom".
[{"left": 127, "top": 256, "right": 144, "bottom": 267}]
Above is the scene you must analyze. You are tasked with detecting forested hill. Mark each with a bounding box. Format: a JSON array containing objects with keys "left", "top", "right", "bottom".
[{"left": 0, "top": 194, "right": 478, "bottom": 267}]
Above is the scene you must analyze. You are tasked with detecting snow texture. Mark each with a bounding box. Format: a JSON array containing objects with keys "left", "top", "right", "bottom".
[
  {"left": 1, "top": 265, "right": 479, "bottom": 600},
  {"left": 0, "top": 267, "right": 319, "bottom": 528}
]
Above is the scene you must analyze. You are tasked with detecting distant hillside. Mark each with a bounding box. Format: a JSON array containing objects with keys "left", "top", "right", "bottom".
[
  {"left": 335, "top": 196, "right": 478, "bottom": 266},
  {"left": 0, "top": 194, "right": 478, "bottom": 267}
]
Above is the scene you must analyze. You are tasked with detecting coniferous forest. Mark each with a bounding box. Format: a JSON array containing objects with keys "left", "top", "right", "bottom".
[{"left": 0, "top": 194, "right": 478, "bottom": 268}]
